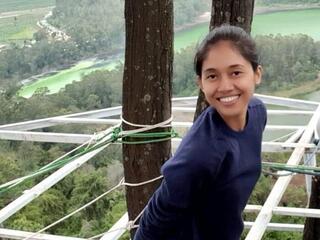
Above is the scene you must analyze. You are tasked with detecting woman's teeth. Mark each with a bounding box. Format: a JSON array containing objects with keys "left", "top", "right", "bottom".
[{"left": 219, "top": 95, "right": 239, "bottom": 103}]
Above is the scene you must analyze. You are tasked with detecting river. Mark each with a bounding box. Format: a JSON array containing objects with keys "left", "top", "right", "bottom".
[{"left": 19, "top": 8, "right": 320, "bottom": 100}]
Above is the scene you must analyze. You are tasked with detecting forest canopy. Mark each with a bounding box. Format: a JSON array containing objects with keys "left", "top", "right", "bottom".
[{"left": 0, "top": 1, "right": 319, "bottom": 239}]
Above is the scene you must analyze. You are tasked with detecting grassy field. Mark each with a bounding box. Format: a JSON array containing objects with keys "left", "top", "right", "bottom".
[
  {"left": 0, "top": 0, "right": 54, "bottom": 12},
  {"left": 0, "top": 9, "right": 48, "bottom": 44}
]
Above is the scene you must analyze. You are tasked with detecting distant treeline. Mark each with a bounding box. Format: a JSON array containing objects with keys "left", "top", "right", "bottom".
[
  {"left": 173, "top": 34, "right": 320, "bottom": 96},
  {"left": 1, "top": 33, "right": 319, "bottom": 240},
  {"left": 0, "top": 1, "right": 317, "bottom": 238},
  {"left": 48, "top": 0, "right": 210, "bottom": 53},
  {"left": 0, "top": 64, "right": 126, "bottom": 238},
  {"left": 1, "top": 34, "right": 319, "bottom": 99},
  {"left": 0, "top": 0, "right": 210, "bottom": 89},
  {"left": 0, "top": 41, "right": 83, "bottom": 88}
]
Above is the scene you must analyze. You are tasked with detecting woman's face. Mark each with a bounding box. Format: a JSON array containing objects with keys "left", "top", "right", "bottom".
[{"left": 198, "top": 40, "right": 262, "bottom": 130}]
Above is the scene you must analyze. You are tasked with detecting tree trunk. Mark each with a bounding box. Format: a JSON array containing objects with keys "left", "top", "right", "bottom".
[
  {"left": 194, "top": 0, "right": 255, "bottom": 121},
  {"left": 122, "top": 0, "right": 173, "bottom": 237},
  {"left": 303, "top": 176, "right": 320, "bottom": 240}
]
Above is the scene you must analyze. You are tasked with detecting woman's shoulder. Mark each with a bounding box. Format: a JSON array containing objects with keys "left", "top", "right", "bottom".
[
  {"left": 169, "top": 110, "right": 226, "bottom": 166},
  {"left": 248, "top": 96, "right": 265, "bottom": 109},
  {"left": 248, "top": 96, "right": 267, "bottom": 129}
]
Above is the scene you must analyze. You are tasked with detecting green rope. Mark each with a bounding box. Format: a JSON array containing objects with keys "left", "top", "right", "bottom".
[
  {"left": 119, "top": 128, "right": 179, "bottom": 144},
  {"left": 0, "top": 126, "right": 178, "bottom": 195},
  {"left": 262, "top": 162, "right": 320, "bottom": 176}
]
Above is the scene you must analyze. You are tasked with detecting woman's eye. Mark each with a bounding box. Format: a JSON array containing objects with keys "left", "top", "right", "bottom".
[
  {"left": 232, "top": 71, "right": 242, "bottom": 76},
  {"left": 206, "top": 74, "right": 216, "bottom": 80}
]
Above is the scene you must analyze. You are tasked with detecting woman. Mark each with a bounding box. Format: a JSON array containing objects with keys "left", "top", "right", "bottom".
[{"left": 134, "top": 25, "right": 267, "bottom": 240}]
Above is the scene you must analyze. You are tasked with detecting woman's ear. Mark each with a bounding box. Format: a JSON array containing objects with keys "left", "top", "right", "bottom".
[{"left": 254, "top": 65, "right": 263, "bottom": 85}]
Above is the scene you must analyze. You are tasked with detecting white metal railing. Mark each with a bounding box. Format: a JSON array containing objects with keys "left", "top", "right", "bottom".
[{"left": 0, "top": 95, "right": 319, "bottom": 240}]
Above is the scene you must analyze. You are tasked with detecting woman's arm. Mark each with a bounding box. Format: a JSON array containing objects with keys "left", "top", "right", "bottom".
[{"left": 133, "top": 177, "right": 190, "bottom": 239}]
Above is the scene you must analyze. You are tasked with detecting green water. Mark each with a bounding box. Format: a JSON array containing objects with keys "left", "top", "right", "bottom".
[
  {"left": 19, "top": 8, "right": 320, "bottom": 98},
  {"left": 19, "top": 59, "right": 119, "bottom": 98},
  {"left": 252, "top": 8, "right": 320, "bottom": 40},
  {"left": 175, "top": 8, "right": 320, "bottom": 52}
]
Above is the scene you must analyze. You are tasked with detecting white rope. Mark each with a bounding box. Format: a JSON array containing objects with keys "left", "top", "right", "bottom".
[
  {"left": 22, "top": 174, "right": 163, "bottom": 240},
  {"left": 22, "top": 175, "right": 124, "bottom": 240},
  {"left": 18, "top": 118, "right": 169, "bottom": 240},
  {"left": 0, "top": 125, "right": 120, "bottom": 191},
  {"left": 121, "top": 115, "right": 173, "bottom": 128},
  {"left": 87, "top": 206, "right": 146, "bottom": 239},
  {"left": 122, "top": 175, "right": 163, "bottom": 187},
  {"left": 269, "top": 130, "right": 298, "bottom": 143},
  {"left": 127, "top": 206, "right": 146, "bottom": 230},
  {"left": 88, "top": 176, "right": 164, "bottom": 239},
  {"left": 88, "top": 226, "right": 128, "bottom": 239},
  {"left": 0, "top": 142, "right": 86, "bottom": 189},
  {"left": 120, "top": 116, "right": 173, "bottom": 136}
]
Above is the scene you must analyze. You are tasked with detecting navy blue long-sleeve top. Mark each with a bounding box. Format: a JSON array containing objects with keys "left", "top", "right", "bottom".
[{"left": 134, "top": 97, "right": 267, "bottom": 240}]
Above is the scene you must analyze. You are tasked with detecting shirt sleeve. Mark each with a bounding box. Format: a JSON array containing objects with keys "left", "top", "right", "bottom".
[
  {"left": 133, "top": 178, "right": 190, "bottom": 239},
  {"left": 134, "top": 138, "right": 224, "bottom": 239}
]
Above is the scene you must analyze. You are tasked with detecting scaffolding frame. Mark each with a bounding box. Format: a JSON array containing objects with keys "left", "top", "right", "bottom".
[{"left": 0, "top": 94, "right": 319, "bottom": 240}]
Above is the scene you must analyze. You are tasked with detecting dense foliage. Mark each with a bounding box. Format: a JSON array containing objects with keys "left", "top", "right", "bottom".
[
  {"left": 0, "top": 0, "right": 319, "bottom": 238},
  {"left": 257, "top": 34, "right": 320, "bottom": 92},
  {"left": 0, "top": 40, "right": 82, "bottom": 88},
  {"left": 172, "top": 34, "right": 320, "bottom": 96},
  {"left": 0, "top": 0, "right": 210, "bottom": 89},
  {"left": 241, "top": 152, "right": 309, "bottom": 240},
  {"left": 0, "top": 65, "right": 126, "bottom": 237},
  {"left": 49, "top": 0, "right": 124, "bottom": 54},
  {"left": 174, "top": 0, "right": 210, "bottom": 26}
]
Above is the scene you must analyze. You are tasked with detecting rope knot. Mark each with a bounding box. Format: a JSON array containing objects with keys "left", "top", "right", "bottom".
[
  {"left": 127, "top": 220, "right": 135, "bottom": 230},
  {"left": 111, "top": 127, "right": 122, "bottom": 142}
]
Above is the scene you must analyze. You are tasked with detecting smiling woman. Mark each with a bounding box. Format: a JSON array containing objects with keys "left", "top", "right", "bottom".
[
  {"left": 134, "top": 25, "right": 267, "bottom": 240},
  {"left": 197, "top": 40, "right": 262, "bottom": 131}
]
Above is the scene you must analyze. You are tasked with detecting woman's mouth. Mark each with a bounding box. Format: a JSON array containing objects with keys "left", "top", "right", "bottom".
[{"left": 217, "top": 94, "right": 240, "bottom": 103}]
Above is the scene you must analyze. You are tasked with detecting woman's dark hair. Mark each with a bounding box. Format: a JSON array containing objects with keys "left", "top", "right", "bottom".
[{"left": 194, "top": 25, "right": 259, "bottom": 76}]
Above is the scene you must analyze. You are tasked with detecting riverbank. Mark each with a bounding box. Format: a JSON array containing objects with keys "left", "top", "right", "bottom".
[
  {"left": 175, "top": 3, "right": 320, "bottom": 32},
  {"left": 254, "top": 3, "right": 320, "bottom": 15},
  {"left": 19, "top": 5, "right": 320, "bottom": 98},
  {"left": 263, "top": 73, "right": 320, "bottom": 99}
]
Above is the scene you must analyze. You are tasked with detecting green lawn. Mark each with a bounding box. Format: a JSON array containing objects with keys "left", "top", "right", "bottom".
[
  {"left": 0, "top": 9, "right": 48, "bottom": 44},
  {"left": 0, "top": 0, "right": 54, "bottom": 12}
]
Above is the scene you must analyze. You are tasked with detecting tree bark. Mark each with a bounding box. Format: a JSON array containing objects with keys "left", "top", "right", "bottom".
[
  {"left": 194, "top": 0, "right": 255, "bottom": 121},
  {"left": 122, "top": 0, "right": 173, "bottom": 237},
  {"left": 303, "top": 176, "right": 320, "bottom": 240}
]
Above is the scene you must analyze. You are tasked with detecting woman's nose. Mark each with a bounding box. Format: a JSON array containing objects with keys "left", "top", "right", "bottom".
[{"left": 217, "top": 75, "right": 234, "bottom": 92}]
